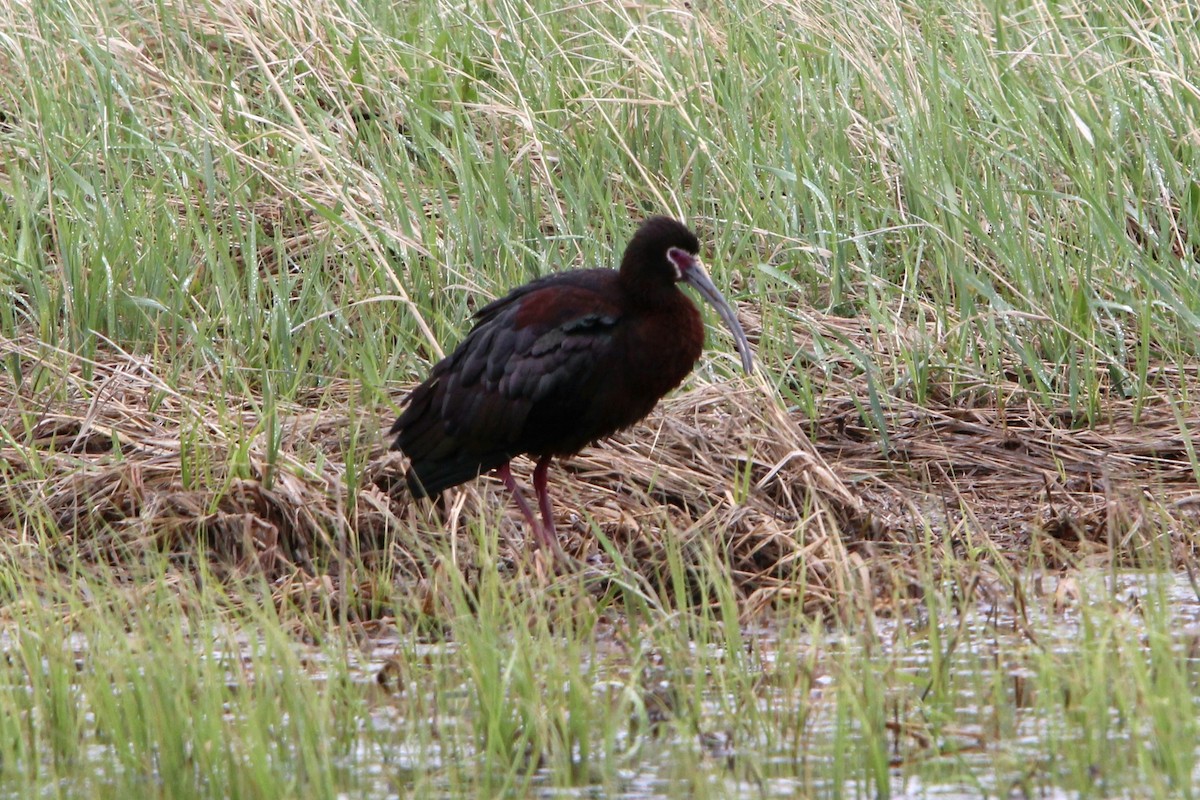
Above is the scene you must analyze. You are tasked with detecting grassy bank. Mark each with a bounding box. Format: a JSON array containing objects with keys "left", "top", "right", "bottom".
[
  {"left": 1, "top": 0, "right": 1199, "bottom": 795},
  {"left": 1, "top": 0, "right": 1198, "bottom": 592}
]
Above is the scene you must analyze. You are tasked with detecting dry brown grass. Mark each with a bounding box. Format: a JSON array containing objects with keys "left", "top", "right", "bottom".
[{"left": 4, "top": 314, "right": 1200, "bottom": 620}]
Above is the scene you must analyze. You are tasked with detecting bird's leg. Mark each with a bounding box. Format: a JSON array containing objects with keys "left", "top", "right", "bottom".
[
  {"left": 495, "top": 462, "right": 541, "bottom": 537},
  {"left": 532, "top": 455, "right": 558, "bottom": 550},
  {"left": 495, "top": 461, "right": 567, "bottom": 564}
]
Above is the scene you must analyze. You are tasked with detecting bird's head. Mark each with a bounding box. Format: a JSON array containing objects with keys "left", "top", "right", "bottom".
[{"left": 620, "top": 216, "right": 754, "bottom": 375}]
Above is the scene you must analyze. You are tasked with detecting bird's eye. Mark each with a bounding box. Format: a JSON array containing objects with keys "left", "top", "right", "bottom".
[{"left": 666, "top": 247, "right": 692, "bottom": 280}]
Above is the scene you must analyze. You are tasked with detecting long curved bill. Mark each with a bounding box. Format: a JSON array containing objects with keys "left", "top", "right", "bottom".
[{"left": 682, "top": 259, "right": 754, "bottom": 374}]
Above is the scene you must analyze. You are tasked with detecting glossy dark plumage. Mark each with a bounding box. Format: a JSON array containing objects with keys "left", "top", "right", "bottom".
[{"left": 390, "top": 216, "right": 753, "bottom": 554}]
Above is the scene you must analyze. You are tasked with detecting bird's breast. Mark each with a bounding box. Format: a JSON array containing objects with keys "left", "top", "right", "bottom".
[
  {"left": 582, "top": 293, "right": 704, "bottom": 434},
  {"left": 626, "top": 300, "right": 703, "bottom": 392}
]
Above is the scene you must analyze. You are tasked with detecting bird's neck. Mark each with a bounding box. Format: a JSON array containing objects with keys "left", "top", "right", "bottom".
[{"left": 618, "top": 273, "right": 677, "bottom": 312}]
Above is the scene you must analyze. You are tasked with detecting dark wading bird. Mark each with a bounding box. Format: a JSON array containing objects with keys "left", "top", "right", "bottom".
[{"left": 390, "top": 216, "right": 753, "bottom": 557}]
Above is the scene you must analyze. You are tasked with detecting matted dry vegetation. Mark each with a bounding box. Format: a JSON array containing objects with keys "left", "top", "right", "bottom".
[
  {"left": 5, "top": 315, "right": 1199, "bottom": 618},
  {"left": 1, "top": 0, "right": 1198, "bottom": 626}
]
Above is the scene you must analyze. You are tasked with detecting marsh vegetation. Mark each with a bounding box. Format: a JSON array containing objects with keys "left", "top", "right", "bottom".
[{"left": 1, "top": 0, "right": 1199, "bottom": 795}]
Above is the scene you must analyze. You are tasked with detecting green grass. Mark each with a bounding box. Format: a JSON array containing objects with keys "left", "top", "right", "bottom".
[
  {"left": 2, "top": 0, "right": 1197, "bottom": 410},
  {"left": 2, "top": 545, "right": 1199, "bottom": 798},
  {"left": 2, "top": 0, "right": 1200, "bottom": 796}
]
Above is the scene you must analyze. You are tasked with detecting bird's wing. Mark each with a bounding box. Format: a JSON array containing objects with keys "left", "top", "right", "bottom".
[
  {"left": 470, "top": 272, "right": 560, "bottom": 324},
  {"left": 391, "top": 277, "right": 625, "bottom": 494},
  {"left": 440, "top": 283, "right": 622, "bottom": 445}
]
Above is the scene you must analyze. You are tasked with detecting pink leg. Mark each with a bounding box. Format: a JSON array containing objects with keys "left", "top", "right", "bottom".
[
  {"left": 496, "top": 461, "right": 563, "bottom": 558},
  {"left": 496, "top": 462, "right": 540, "bottom": 536},
  {"left": 533, "top": 456, "right": 557, "bottom": 548}
]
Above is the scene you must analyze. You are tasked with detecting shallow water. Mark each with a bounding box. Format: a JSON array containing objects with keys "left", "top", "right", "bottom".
[
  {"left": 322, "top": 570, "right": 1200, "bottom": 798},
  {"left": 3, "top": 570, "right": 1197, "bottom": 798}
]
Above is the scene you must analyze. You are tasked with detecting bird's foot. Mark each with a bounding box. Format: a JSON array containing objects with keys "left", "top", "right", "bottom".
[
  {"left": 534, "top": 526, "right": 570, "bottom": 566},
  {"left": 534, "top": 522, "right": 592, "bottom": 575}
]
